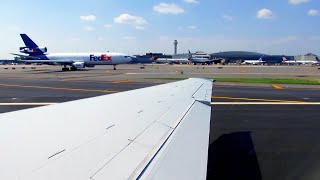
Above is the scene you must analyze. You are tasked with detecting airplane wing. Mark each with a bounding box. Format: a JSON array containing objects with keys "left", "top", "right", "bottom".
[
  {"left": 11, "top": 53, "right": 74, "bottom": 65},
  {"left": 10, "top": 53, "right": 42, "bottom": 60},
  {"left": 20, "top": 59, "right": 75, "bottom": 64},
  {"left": 0, "top": 78, "right": 213, "bottom": 180}
]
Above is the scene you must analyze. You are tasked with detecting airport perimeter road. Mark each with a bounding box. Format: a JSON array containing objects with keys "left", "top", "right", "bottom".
[{"left": 0, "top": 73, "right": 319, "bottom": 180}]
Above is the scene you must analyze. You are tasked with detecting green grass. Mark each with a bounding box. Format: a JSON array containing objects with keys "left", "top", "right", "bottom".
[{"left": 146, "top": 78, "right": 320, "bottom": 85}]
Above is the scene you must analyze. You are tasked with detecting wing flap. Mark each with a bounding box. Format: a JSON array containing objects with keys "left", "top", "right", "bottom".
[{"left": 140, "top": 101, "right": 211, "bottom": 180}]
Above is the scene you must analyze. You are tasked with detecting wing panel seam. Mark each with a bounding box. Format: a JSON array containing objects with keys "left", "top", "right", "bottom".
[{"left": 135, "top": 100, "right": 197, "bottom": 179}]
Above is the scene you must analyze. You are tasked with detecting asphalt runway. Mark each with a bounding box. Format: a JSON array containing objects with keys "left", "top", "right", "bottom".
[{"left": 0, "top": 66, "right": 320, "bottom": 180}]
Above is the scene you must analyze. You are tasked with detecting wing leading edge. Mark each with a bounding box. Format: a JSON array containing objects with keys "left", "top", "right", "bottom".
[{"left": 0, "top": 78, "right": 213, "bottom": 180}]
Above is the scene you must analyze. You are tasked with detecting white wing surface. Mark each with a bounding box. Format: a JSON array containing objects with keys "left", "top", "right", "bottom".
[{"left": 0, "top": 78, "right": 213, "bottom": 180}]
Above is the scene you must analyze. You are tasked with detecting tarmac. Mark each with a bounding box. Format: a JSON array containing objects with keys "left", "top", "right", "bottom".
[{"left": 1, "top": 64, "right": 320, "bottom": 180}]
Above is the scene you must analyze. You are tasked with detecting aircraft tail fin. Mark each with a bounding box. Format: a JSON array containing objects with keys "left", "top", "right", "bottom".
[
  {"left": 259, "top": 56, "right": 264, "bottom": 62},
  {"left": 150, "top": 53, "right": 158, "bottom": 61},
  {"left": 188, "top": 50, "right": 193, "bottom": 60},
  {"left": 20, "top": 34, "right": 38, "bottom": 48},
  {"left": 282, "top": 56, "right": 288, "bottom": 62}
]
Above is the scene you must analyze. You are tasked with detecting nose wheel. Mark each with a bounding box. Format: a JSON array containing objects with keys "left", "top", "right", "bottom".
[{"left": 113, "top": 65, "right": 116, "bottom": 70}]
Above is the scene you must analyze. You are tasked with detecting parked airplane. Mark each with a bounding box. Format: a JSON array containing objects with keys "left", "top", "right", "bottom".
[
  {"left": 0, "top": 78, "right": 213, "bottom": 180},
  {"left": 282, "top": 56, "right": 320, "bottom": 65},
  {"left": 150, "top": 50, "right": 213, "bottom": 65},
  {"left": 241, "top": 56, "right": 265, "bottom": 65},
  {"left": 150, "top": 54, "right": 190, "bottom": 64},
  {"left": 282, "top": 57, "right": 300, "bottom": 65},
  {"left": 12, "top": 34, "right": 132, "bottom": 71},
  {"left": 188, "top": 50, "right": 214, "bottom": 65}
]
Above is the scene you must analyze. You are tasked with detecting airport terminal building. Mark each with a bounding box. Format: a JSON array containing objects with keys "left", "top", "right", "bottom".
[
  {"left": 294, "top": 53, "right": 318, "bottom": 61},
  {"left": 210, "top": 51, "right": 294, "bottom": 64}
]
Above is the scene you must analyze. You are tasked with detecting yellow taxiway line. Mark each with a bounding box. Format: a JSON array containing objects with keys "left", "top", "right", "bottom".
[
  {"left": 211, "top": 102, "right": 320, "bottom": 105},
  {"left": 112, "top": 80, "right": 131, "bottom": 84},
  {"left": 272, "top": 84, "right": 284, "bottom": 89},
  {"left": 0, "top": 83, "right": 119, "bottom": 93},
  {"left": 212, "top": 96, "right": 304, "bottom": 103},
  {"left": 0, "top": 103, "right": 58, "bottom": 106},
  {"left": 59, "top": 78, "right": 84, "bottom": 82}
]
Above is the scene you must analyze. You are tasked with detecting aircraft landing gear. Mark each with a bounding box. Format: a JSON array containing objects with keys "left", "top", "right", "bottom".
[
  {"left": 70, "top": 66, "right": 77, "bottom": 71},
  {"left": 113, "top": 65, "right": 116, "bottom": 70},
  {"left": 62, "top": 65, "right": 69, "bottom": 71}
]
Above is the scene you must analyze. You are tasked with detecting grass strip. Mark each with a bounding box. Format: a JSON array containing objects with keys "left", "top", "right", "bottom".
[{"left": 145, "top": 78, "right": 320, "bottom": 85}]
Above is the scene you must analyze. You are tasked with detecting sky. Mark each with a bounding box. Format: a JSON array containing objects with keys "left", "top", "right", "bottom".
[{"left": 0, "top": 0, "right": 319, "bottom": 59}]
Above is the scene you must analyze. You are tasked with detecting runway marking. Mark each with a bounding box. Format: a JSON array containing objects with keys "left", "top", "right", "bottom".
[
  {"left": 0, "top": 83, "right": 120, "bottom": 93},
  {"left": 59, "top": 78, "right": 84, "bottom": 81},
  {"left": 213, "top": 96, "right": 304, "bottom": 103},
  {"left": 211, "top": 102, "right": 320, "bottom": 105},
  {"left": 33, "top": 71, "right": 46, "bottom": 73},
  {"left": 0, "top": 102, "right": 58, "bottom": 106},
  {"left": 111, "top": 80, "right": 131, "bottom": 84},
  {"left": 272, "top": 84, "right": 284, "bottom": 89}
]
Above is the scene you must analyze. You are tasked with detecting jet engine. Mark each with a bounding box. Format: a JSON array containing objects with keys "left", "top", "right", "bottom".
[
  {"left": 72, "top": 62, "right": 85, "bottom": 68},
  {"left": 19, "top": 47, "right": 47, "bottom": 54}
]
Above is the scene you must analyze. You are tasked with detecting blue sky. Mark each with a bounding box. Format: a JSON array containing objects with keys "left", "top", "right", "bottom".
[{"left": 0, "top": 0, "right": 319, "bottom": 59}]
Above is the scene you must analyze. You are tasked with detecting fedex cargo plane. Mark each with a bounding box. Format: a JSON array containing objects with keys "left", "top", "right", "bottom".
[{"left": 12, "top": 34, "right": 132, "bottom": 71}]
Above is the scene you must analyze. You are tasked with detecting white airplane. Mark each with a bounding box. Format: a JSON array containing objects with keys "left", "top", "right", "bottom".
[
  {"left": 0, "top": 78, "right": 212, "bottom": 180},
  {"left": 282, "top": 56, "right": 320, "bottom": 65},
  {"left": 12, "top": 34, "right": 132, "bottom": 71},
  {"left": 188, "top": 50, "right": 214, "bottom": 65},
  {"left": 150, "top": 50, "right": 213, "bottom": 65},
  {"left": 150, "top": 54, "right": 190, "bottom": 64},
  {"left": 282, "top": 56, "right": 300, "bottom": 65},
  {"left": 241, "top": 56, "right": 265, "bottom": 65}
]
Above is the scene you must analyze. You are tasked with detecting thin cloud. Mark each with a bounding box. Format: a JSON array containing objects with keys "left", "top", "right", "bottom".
[
  {"left": 257, "top": 9, "right": 274, "bottom": 19},
  {"left": 153, "top": 3, "right": 185, "bottom": 14},
  {"left": 308, "top": 9, "right": 319, "bottom": 16},
  {"left": 187, "top": 25, "right": 198, "bottom": 30},
  {"left": 222, "top": 15, "right": 233, "bottom": 21},
  {"left": 184, "top": 0, "right": 199, "bottom": 4},
  {"left": 122, "top": 36, "right": 136, "bottom": 40},
  {"left": 80, "top": 15, "right": 96, "bottom": 21},
  {"left": 272, "top": 36, "right": 300, "bottom": 44},
  {"left": 104, "top": 24, "right": 113, "bottom": 28},
  {"left": 114, "top": 14, "right": 147, "bottom": 30},
  {"left": 71, "top": 37, "right": 81, "bottom": 41},
  {"left": 97, "top": 37, "right": 105, "bottom": 41},
  {"left": 83, "top": 26, "right": 95, "bottom": 31},
  {"left": 288, "top": 0, "right": 309, "bottom": 5}
]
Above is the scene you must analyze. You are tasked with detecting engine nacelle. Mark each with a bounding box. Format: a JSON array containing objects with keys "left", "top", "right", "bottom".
[
  {"left": 72, "top": 62, "right": 85, "bottom": 68},
  {"left": 19, "top": 47, "right": 47, "bottom": 54}
]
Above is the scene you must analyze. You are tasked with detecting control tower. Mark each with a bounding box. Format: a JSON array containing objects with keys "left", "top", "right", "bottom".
[{"left": 173, "top": 40, "right": 178, "bottom": 55}]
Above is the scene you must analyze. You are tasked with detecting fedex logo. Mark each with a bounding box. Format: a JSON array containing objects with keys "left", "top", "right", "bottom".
[{"left": 90, "top": 54, "right": 112, "bottom": 61}]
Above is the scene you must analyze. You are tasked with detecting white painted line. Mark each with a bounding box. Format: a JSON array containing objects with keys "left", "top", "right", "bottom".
[
  {"left": 0, "top": 103, "right": 58, "bottom": 106},
  {"left": 211, "top": 102, "right": 320, "bottom": 105}
]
